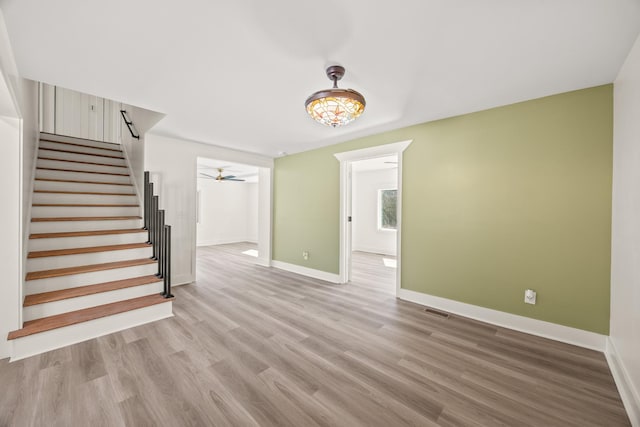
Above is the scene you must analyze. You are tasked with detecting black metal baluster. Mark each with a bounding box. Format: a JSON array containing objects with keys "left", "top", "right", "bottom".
[
  {"left": 152, "top": 196, "right": 159, "bottom": 260},
  {"left": 147, "top": 182, "right": 154, "bottom": 245},
  {"left": 157, "top": 210, "right": 164, "bottom": 277},
  {"left": 164, "top": 225, "right": 173, "bottom": 298},
  {"left": 143, "top": 171, "right": 150, "bottom": 231},
  {"left": 143, "top": 171, "right": 173, "bottom": 298}
]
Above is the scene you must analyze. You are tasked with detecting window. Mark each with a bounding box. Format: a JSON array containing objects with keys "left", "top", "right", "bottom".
[{"left": 379, "top": 189, "right": 397, "bottom": 230}]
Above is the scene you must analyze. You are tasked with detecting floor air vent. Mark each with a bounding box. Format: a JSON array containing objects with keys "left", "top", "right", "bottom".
[{"left": 424, "top": 307, "right": 450, "bottom": 318}]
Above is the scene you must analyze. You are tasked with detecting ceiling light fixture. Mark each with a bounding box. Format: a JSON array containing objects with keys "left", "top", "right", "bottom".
[{"left": 305, "top": 65, "right": 366, "bottom": 128}]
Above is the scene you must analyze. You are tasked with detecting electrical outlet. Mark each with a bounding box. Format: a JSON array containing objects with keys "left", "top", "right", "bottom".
[
  {"left": 302, "top": 251, "right": 309, "bottom": 260},
  {"left": 524, "top": 289, "right": 536, "bottom": 305}
]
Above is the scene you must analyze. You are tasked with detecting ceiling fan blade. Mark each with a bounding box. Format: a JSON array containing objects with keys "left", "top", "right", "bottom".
[
  {"left": 223, "top": 175, "right": 236, "bottom": 179},
  {"left": 224, "top": 178, "right": 245, "bottom": 181},
  {"left": 199, "top": 172, "right": 218, "bottom": 179}
]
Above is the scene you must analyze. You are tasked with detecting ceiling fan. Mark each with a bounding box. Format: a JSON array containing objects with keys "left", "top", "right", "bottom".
[{"left": 199, "top": 168, "right": 245, "bottom": 182}]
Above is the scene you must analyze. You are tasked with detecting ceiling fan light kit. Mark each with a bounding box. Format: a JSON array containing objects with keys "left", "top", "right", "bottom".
[{"left": 305, "top": 65, "right": 366, "bottom": 128}]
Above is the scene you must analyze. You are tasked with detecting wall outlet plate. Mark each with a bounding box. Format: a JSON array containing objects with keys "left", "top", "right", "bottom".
[
  {"left": 524, "top": 289, "right": 537, "bottom": 304},
  {"left": 302, "top": 251, "right": 309, "bottom": 260}
]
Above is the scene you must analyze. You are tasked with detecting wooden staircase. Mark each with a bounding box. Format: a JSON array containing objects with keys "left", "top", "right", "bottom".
[{"left": 8, "top": 133, "right": 173, "bottom": 361}]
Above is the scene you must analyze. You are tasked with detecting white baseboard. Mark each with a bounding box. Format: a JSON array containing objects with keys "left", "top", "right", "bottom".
[
  {"left": 172, "top": 273, "right": 193, "bottom": 286},
  {"left": 255, "top": 257, "right": 271, "bottom": 267},
  {"left": 271, "top": 260, "right": 341, "bottom": 284},
  {"left": 172, "top": 280, "right": 192, "bottom": 287},
  {"left": 397, "top": 289, "right": 607, "bottom": 351},
  {"left": 352, "top": 245, "right": 397, "bottom": 256},
  {"left": 197, "top": 238, "right": 255, "bottom": 247},
  {"left": 606, "top": 338, "right": 640, "bottom": 426}
]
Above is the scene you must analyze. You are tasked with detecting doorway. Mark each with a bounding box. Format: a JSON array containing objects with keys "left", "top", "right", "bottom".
[
  {"left": 349, "top": 155, "right": 398, "bottom": 294},
  {"left": 334, "top": 140, "right": 413, "bottom": 296},
  {"left": 195, "top": 157, "right": 268, "bottom": 271}
]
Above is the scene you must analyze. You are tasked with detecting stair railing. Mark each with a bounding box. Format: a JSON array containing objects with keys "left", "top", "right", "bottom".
[
  {"left": 144, "top": 171, "right": 173, "bottom": 298},
  {"left": 120, "top": 110, "right": 140, "bottom": 139}
]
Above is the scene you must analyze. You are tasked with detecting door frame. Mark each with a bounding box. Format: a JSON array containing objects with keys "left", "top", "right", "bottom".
[{"left": 334, "top": 140, "right": 413, "bottom": 294}]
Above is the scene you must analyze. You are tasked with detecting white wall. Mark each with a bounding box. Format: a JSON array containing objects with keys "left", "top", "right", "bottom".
[
  {"left": 0, "top": 10, "right": 39, "bottom": 359},
  {"left": 352, "top": 168, "right": 398, "bottom": 256},
  {"left": 610, "top": 32, "right": 640, "bottom": 426},
  {"left": 119, "top": 104, "right": 165, "bottom": 202},
  {"left": 0, "top": 113, "right": 21, "bottom": 360},
  {"left": 197, "top": 180, "right": 258, "bottom": 246},
  {"left": 144, "top": 134, "right": 272, "bottom": 285},
  {"left": 247, "top": 183, "right": 259, "bottom": 242}
]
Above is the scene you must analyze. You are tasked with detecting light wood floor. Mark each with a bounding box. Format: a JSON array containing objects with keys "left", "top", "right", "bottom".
[
  {"left": 351, "top": 250, "right": 396, "bottom": 294},
  {"left": 0, "top": 242, "right": 630, "bottom": 426}
]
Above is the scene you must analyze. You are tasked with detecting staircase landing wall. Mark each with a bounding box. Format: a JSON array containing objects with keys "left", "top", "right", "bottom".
[{"left": 0, "top": 11, "right": 39, "bottom": 359}]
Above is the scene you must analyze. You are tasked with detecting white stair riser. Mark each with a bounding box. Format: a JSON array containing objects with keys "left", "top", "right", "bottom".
[
  {"left": 10, "top": 301, "right": 173, "bottom": 361},
  {"left": 37, "top": 159, "right": 128, "bottom": 175},
  {"left": 40, "top": 133, "right": 123, "bottom": 151},
  {"left": 32, "top": 206, "right": 140, "bottom": 218},
  {"left": 26, "top": 263, "right": 158, "bottom": 294},
  {"left": 23, "top": 281, "right": 164, "bottom": 321},
  {"left": 35, "top": 180, "right": 134, "bottom": 194},
  {"left": 27, "top": 247, "right": 153, "bottom": 272},
  {"left": 33, "top": 192, "right": 138, "bottom": 205},
  {"left": 30, "top": 219, "right": 143, "bottom": 233},
  {"left": 37, "top": 149, "right": 127, "bottom": 166},
  {"left": 29, "top": 232, "right": 148, "bottom": 251},
  {"left": 39, "top": 141, "right": 124, "bottom": 157},
  {"left": 36, "top": 169, "right": 131, "bottom": 184}
]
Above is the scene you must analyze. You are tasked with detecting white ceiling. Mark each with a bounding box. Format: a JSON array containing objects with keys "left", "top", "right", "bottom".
[
  {"left": 2, "top": 0, "right": 639, "bottom": 157},
  {"left": 197, "top": 157, "right": 259, "bottom": 183}
]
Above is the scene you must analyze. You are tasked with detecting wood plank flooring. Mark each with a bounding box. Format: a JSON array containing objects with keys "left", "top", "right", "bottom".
[
  {"left": 351, "top": 250, "right": 396, "bottom": 295},
  {"left": 0, "top": 242, "right": 630, "bottom": 426}
]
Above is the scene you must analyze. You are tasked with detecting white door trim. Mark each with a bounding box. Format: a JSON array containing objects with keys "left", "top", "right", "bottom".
[{"left": 334, "top": 140, "right": 413, "bottom": 292}]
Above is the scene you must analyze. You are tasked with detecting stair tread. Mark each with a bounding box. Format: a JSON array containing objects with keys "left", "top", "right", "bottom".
[
  {"left": 24, "top": 275, "right": 163, "bottom": 307},
  {"left": 32, "top": 203, "right": 138, "bottom": 207},
  {"left": 26, "top": 258, "right": 156, "bottom": 281},
  {"left": 29, "top": 242, "right": 151, "bottom": 258},
  {"left": 32, "top": 216, "right": 141, "bottom": 222},
  {"left": 40, "top": 133, "right": 122, "bottom": 147},
  {"left": 39, "top": 147, "right": 125, "bottom": 160},
  {"left": 37, "top": 167, "right": 129, "bottom": 176},
  {"left": 31, "top": 229, "right": 146, "bottom": 239},
  {"left": 38, "top": 156, "right": 128, "bottom": 168},
  {"left": 34, "top": 190, "right": 136, "bottom": 196},
  {"left": 40, "top": 138, "right": 123, "bottom": 153},
  {"left": 36, "top": 178, "right": 133, "bottom": 186},
  {"left": 8, "top": 294, "right": 172, "bottom": 340}
]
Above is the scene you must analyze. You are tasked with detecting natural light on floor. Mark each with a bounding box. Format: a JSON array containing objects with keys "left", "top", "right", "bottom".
[
  {"left": 242, "top": 249, "right": 259, "bottom": 257},
  {"left": 383, "top": 258, "right": 397, "bottom": 268}
]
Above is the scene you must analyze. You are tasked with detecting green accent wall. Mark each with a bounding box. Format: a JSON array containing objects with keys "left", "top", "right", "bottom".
[{"left": 274, "top": 85, "right": 613, "bottom": 334}]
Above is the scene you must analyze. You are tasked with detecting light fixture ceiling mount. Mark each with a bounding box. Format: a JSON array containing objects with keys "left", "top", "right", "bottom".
[{"left": 305, "top": 65, "right": 366, "bottom": 128}]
